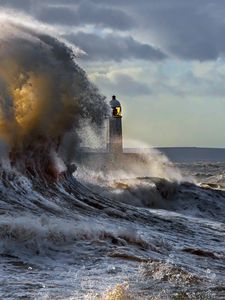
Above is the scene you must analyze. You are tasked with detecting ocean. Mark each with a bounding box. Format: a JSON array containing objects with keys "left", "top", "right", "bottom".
[{"left": 0, "top": 156, "right": 225, "bottom": 300}]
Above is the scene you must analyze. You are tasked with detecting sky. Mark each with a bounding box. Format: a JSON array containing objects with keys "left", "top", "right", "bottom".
[{"left": 1, "top": 0, "right": 225, "bottom": 148}]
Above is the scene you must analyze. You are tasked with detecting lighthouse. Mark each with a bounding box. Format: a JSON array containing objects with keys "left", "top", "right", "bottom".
[{"left": 108, "top": 95, "right": 123, "bottom": 153}]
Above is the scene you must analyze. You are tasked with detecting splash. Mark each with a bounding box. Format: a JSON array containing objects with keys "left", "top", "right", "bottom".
[
  {"left": 99, "top": 284, "right": 133, "bottom": 300},
  {"left": 76, "top": 139, "right": 188, "bottom": 209},
  {"left": 77, "top": 138, "right": 185, "bottom": 184},
  {"left": 0, "top": 18, "right": 108, "bottom": 173}
]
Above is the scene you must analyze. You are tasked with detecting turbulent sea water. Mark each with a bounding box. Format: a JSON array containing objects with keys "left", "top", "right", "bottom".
[{"left": 0, "top": 159, "right": 225, "bottom": 300}]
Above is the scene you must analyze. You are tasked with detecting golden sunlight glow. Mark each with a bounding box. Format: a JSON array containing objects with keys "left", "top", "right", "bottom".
[{"left": 0, "top": 61, "right": 76, "bottom": 147}]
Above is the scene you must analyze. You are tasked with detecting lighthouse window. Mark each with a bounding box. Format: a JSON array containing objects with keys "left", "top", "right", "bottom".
[{"left": 112, "top": 106, "right": 122, "bottom": 117}]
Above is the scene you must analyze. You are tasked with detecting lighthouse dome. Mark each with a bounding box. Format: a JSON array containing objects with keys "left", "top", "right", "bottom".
[{"left": 110, "top": 98, "right": 121, "bottom": 108}]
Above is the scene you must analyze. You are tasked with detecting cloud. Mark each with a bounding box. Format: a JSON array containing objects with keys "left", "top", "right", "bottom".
[
  {"left": 36, "top": 1, "right": 135, "bottom": 30},
  {"left": 36, "top": 6, "right": 78, "bottom": 26},
  {"left": 105, "top": 0, "right": 225, "bottom": 61},
  {"left": 65, "top": 32, "right": 167, "bottom": 62},
  {"left": 57, "top": 0, "right": 225, "bottom": 61},
  {"left": 2, "top": 0, "right": 225, "bottom": 61},
  {"left": 0, "top": 0, "right": 32, "bottom": 11},
  {"left": 134, "top": 1, "right": 223, "bottom": 61}
]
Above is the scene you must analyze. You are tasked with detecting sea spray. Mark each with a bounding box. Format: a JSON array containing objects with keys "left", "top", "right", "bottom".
[{"left": 0, "top": 18, "right": 108, "bottom": 173}]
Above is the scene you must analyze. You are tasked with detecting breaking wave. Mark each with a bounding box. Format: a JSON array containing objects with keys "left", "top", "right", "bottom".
[{"left": 0, "top": 18, "right": 108, "bottom": 176}]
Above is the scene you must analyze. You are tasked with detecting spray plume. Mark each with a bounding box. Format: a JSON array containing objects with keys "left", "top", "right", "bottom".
[{"left": 0, "top": 17, "right": 108, "bottom": 174}]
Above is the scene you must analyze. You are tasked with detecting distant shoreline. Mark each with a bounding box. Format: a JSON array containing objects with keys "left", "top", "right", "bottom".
[
  {"left": 126, "top": 147, "right": 225, "bottom": 163},
  {"left": 81, "top": 147, "right": 225, "bottom": 163}
]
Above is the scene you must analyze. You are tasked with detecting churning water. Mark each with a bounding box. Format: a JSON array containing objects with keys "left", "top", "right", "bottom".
[{"left": 1, "top": 160, "right": 225, "bottom": 300}]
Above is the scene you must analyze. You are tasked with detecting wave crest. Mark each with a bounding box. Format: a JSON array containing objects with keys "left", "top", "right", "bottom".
[{"left": 0, "top": 19, "right": 107, "bottom": 174}]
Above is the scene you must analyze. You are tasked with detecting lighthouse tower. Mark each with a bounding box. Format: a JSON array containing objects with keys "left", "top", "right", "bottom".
[{"left": 108, "top": 95, "right": 123, "bottom": 153}]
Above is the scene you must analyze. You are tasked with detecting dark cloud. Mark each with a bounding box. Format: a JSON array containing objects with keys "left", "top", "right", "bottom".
[
  {"left": 0, "top": 0, "right": 32, "bottom": 11},
  {"left": 133, "top": 1, "right": 224, "bottom": 61},
  {"left": 60, "top": 0, "right": 225, "bottom": 61},
  {"left": 1, "top": 0, "right": 225, "bottom": 61},
  {"left": 65, "top": 32, "right": 167, "bottom": 62},
  {"left": 104, "top": 0, "right": 225, "bottom": 61},
  {"left": 79, "top": 1, "right": 135, "bottom": 30},
  {"left": 37, "top": 1, "right": 135, "bottom": 30},
  {"left": 37, "top": 6, "right": 78, "bottom": 26}
]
